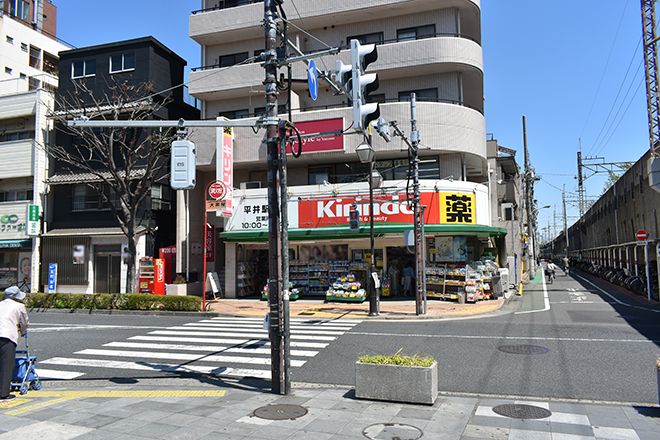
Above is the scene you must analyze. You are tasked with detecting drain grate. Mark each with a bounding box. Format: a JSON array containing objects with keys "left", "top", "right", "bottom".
[
  {"left": 497, "top": 344, "right": 549, "bottom": 355},
  {"left": 253, "top": 404, "right": 308, "bottom": 420},
  {"left": 362, "top": 423, "right": 423, "bottom": 440},
  {"left": 492, "top": 404, "right": 552, "bottom": 419}
]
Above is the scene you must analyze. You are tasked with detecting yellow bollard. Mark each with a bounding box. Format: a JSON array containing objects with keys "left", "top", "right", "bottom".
[{"left": 517, "top": 283, "right": 523, "bottom": 296}]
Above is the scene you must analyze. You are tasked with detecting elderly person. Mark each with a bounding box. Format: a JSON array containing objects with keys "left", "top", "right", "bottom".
[{"left": 0, "top": 286, "right": 29, "bottom": 400}]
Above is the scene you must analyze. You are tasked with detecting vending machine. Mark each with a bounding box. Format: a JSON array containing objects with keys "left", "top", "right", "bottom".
[
  {"left": 138, "top": 257, "right": 155, "bottom": 294},
  {"left": 138, "top": 258, "right": 165, "bottom": 295}
]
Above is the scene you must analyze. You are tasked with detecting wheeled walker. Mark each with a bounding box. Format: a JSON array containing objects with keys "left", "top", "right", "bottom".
[{"left": 10, "top": 331, "right": 41, "bottom": 395}]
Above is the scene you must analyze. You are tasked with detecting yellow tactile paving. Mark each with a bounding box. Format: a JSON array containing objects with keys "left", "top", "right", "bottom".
[
  {"left": 5, "top": 397, "right": 73, "bottom": 416},
  {"left": 0, "top": 398, "right": 32, "bottom": 409},
  {"left": 33, "top": 390, "right": 227, "bottom": 398}
]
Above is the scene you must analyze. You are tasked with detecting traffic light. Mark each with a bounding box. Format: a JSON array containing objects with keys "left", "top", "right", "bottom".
[
  {"left": 349, "top": 203, "right": 359, "bottom": 231},
  {"left": 335, "top": 60, "right": 353, "bottom": 95},
  {"left": 170, "top": 140, "right": 196, "bottom": 190},
  {"left": 350, "top": 39, "right": 380, "bottom": 132}
]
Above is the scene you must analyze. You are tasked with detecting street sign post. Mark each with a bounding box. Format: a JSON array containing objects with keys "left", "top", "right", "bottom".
[{"left": 636, "top": 230, "right": 648, "bottom": 241}]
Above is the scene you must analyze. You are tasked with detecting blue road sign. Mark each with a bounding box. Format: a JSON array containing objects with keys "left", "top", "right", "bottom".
[{"left": 308, "top": 60, "right": 318, "bottom": 101}]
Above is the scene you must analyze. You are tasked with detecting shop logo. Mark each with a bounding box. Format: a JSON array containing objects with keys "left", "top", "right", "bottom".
[{"left": 0, "top": 214, "right": 19, "bottom": 224}]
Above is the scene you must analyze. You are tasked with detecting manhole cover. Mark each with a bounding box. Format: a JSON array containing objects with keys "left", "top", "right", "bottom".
[
  {"left": 362, "top": 423, "right": 423, "bottom": 440},
  {"left": 497, "top": 344, "right": 549, "bottom": 355},
  {"left": 492, "top": 404, "right": 552, "bottom": 419},
  {"left": 253, "top": 404, "right": 308, "bottom": 420}
]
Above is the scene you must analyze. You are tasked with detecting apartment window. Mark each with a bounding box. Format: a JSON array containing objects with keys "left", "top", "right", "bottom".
[
  {"left": 72, "top": 59, "right": 96, "bottom": 78},
  {"left": 219, "top": 109, "right": 249, "bottom": 119},
  {"left": 347, "top": 32, "right": 384, "bottom": 46},
  {"left": 309, "top": 166, "right": 332, "bottom": 185},
  {"left": 0, "top": 190, "right": 33, "bottom": 202},
  {"left": 71, "top": 184, "right": 119, "bottom": 212},
  {"left": 399, "top": 88, "right": 438, "bottom": 102},
  {"left": 219, "top": 52, "right": 249, "bottom": 67},
  {"left": 151, "top": 184, "right": 171, "bottom": 211},
  {"left": 28, "top": 45, "right": 40, "bottom": 69},
  {"left": 397, "top": 24, "right": 436, "bottom": 42},
  {"left": 110, "top": 52, "right": 135, "bottom": 73},
  {"left": 4, "top": 67, "right": 11, "bottom": 74},
  {"left": 0, "top": 130, "right": 33, "bottom": 142},
  {"left": 6, "top": 36, "right": 13, "bottom": 44},
  {"left": 20, "top": 42, "right": 27, "bottom": 52},
  {"left": 28, "top": 76, "right": 40, "bottom": 90},
  {"left": 10, "top": 0, "right": 30, "bottom": 21},
  {"left": 254, "top": 104, "right": 287, "bottom": 117}
]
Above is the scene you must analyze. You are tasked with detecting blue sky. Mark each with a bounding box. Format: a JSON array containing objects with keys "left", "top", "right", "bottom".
[{"left": 54, "top": 1, "right": 649, "bottom": 241}]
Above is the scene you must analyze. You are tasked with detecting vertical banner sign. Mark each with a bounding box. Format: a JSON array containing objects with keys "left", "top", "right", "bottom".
[
  {"left": 48, "top": 263, "right": 57, "bottom": 293},
  {"left": 206, "top": 224, "right": 215, "bottom": 262},
  {"left": 218, "top": 118, "right": 233, "bottom": 218},
  {"left": 27, "top": 205, "right": 39, "bottom": 236}
]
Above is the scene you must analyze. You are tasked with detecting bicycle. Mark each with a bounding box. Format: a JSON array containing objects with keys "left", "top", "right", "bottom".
[
  {"left": 545, "top": 269, "right": 555, "bottom": 284},
  {"left": 18, "top": 278, "right": 30, "bottom": 293}
]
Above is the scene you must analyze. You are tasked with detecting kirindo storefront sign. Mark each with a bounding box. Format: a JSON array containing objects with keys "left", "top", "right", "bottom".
[{"left": 225, "top": 181, "right": 490, "bottom": 233}]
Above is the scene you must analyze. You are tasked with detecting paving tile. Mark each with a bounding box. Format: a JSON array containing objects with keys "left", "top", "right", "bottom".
[
  {"left": 300, "top": 417, "right": 348, "bottom": 434},
  {"left": 550, "top": 421, "right": 595, "bottom": 437},
  {"left": 549, "top": 412, "right": 590, "bottom": 425},
  {"left": 159, "top": 425, "right": 216, "bottom": 440},
  {"left": 70, "top": 413, "right": 123, "bottom": 429},
  {"left": 461, "top": 424, "right": 509, "bottom": 439},
  {"left": 128, "top": 409, "right": 171, "bottom": 423},
  {"left": 129, "top": 422, "right": 179, "bottom": 438},
  {"left": 469, "top": 414, "right": 512, "bottom": 428},
  {"left": 0, "top": 420, "right": 93, "bottom": 440},
  {"left": 395, "top": 406, "right": 437, "bottom": 420},
  {"left": 507, "top": 429, "right": 552, "bottom": 440},
  {"left": 248, "top": 424, "right": 298, "bottom": 439},
  {"left": 592, "top": 426, "right": 641, "bottom": 440},
  {"left": 285, "top": 430, "right": 334, "bottom": 440},
  {"left": 66, "top": 429, "right": 118, "bottom": 440},
  {"left": 548, "top": 402, "right": 588, "bottom": 415},
  {"left": 157, "top": 412, "right": 203, "bottom": 427},
  {"left": 97, "top": 417, "right": 150, "bottom": 434},
  {"left": 509, "top": 418, "right": 551, "bottom": 432}
]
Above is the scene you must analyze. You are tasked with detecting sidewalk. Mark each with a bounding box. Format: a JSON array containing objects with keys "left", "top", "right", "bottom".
[
  {"left": 205, "top": 295, "right": 509, "bottom": 320},
  {"left": 1, "top": 378, "right": 658, "bottom": 439}
]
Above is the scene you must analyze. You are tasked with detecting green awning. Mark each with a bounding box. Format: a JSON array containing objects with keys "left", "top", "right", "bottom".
[
  {"left": 0, "top": 239, "right": 32, "bottom": 249},
  {"left": 219, "top": 224, "right": 507, "bottom": 242}
]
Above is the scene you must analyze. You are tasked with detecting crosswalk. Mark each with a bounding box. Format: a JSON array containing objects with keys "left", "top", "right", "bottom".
[{"left": 36, "top": 317, "right": 361, "bottom": 381}]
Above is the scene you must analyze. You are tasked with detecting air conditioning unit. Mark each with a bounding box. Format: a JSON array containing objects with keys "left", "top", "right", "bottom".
[{"left": 240, "top": 181, "right": 262, "bottom": 189}]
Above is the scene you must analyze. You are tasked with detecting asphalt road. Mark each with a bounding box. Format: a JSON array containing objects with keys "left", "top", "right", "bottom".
[{"left": 25, "top": 268, "right": 660, "bottom": 405}]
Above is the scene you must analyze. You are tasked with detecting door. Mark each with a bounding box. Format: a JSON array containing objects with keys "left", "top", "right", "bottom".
[{"left": 94, "top": 245, "right": 121, "bottom": 293}]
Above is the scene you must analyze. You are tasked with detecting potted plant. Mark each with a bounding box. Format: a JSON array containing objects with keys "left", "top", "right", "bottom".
[
  {"left": 355, "top": 349, "right": 437, "bottom": 405},
  {"left": 166, "top": 275, "right": 188, "bottom": 296}
]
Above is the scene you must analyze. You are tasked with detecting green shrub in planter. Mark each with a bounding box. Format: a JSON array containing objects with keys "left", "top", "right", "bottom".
[
  {"left": 359, "top": 349, "right": 434, "bottom": 367},
  {"left": 26, "top": 292, "right": 201, "bottom": 312}
]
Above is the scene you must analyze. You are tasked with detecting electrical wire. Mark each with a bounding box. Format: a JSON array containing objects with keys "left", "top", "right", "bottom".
[{"left": 579, "top": 0, "right": 631, "bottom": 144}]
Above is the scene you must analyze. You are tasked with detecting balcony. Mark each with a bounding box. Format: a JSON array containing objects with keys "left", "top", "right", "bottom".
[
  {"left": 189, "top": 35, "right": 483, "bottom": 107},
  {"left": 190, "top": 0, "right": 480, "bottom": 45}
]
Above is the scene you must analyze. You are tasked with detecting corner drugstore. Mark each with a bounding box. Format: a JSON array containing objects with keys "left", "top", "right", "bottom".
[{"left": 220, "top": 180, "right": 507, "bottom": 301}]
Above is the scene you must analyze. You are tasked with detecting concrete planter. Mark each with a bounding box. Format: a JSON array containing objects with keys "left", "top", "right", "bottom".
[
  {"left": 165, "top": 284, "right": 187, "bottom": 296},
  {"left": 355, "top": 361, "right": 438, "bottom": 405}
]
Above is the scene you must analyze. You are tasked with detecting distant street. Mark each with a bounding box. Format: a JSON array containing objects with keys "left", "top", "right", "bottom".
[{"left": 28, "top": 268, "right": 660, "bottom": 404}]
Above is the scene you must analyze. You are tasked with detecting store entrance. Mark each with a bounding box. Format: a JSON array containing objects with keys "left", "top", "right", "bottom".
[
  {"left": 385, "top": 246, "right": 416, "bottom": 298},
  {"left": 94, "top": 246, "right": 121, "bottom": 294},
  {"left": 237, "top": 245, "right": 268, "bottom": 298}
]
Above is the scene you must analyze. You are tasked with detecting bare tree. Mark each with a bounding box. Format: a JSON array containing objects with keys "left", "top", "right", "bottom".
[{"left": 49, "top": 79, "right": 176, "bottom": 293}]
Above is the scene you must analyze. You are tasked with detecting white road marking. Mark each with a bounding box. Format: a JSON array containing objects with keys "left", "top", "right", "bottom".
[
  {"left": 573, "top": 273, "right": 660, "bottom": 313},
  {"left": 75, "top": 348, "right": 307, "bottom": 367},
  {"left": 128, "top": 335, "right": 329, "bottom": 348},
  {"left": 39, "top": 357, "right": 271, "bottom": 379},
  {"left": 150, "top": 330, "right": 337, "bottom": 341},
  {"left": 189, "top": 322, "right": 354, "bottom": 331},
  {"left": 104, "top": 341, "right": 318, "bottom": 357},
  {"left": 34, "top": 368, "right": 85, "bottom": 380},
  {"left": 167, "top": 326, "right": 345, "bottom": 336}
]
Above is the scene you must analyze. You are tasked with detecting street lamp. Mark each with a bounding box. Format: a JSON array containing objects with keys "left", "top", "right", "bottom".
[{"left": 357, "top": 141, "right": 382, "bottom": 316}]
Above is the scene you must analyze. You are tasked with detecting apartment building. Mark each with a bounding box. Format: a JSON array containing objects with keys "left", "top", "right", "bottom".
[
  {"left": 187, "top": 0, "right": 507, "bottom": 298},
  {"left": 0, "top": 0, "right": 67, "bottom": 292}
]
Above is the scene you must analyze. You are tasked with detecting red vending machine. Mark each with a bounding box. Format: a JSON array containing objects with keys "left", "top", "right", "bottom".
[
  {"left": 138, "top": 257, "right": 154, "bottom": 294},
  {"left": 154, "top": 258, "right": 165, "bottom": 295},
  {"left": 139, "top": 257, "right": 166, "bottom": 295}
]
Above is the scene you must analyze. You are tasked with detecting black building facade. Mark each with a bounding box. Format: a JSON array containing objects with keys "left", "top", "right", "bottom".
[{"left": 41, "top": 37, "right": 198, "bottom": 293}]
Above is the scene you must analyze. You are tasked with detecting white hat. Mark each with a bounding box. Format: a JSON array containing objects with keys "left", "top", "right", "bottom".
[{"left": 4, "top": 286, "right": 25, "bottom": 301}]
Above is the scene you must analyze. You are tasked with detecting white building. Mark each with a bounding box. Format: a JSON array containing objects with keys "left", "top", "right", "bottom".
[
  {"left": 185, "top": 0, "right": 507, "bottom": 299},
  {"left": 0, "top": 0, "right": 68, "bottom": 292}
]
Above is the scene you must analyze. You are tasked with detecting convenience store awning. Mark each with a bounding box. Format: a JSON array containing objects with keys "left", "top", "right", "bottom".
[{"left": 219, "top": 224, "right": 508, "bottom": 242}]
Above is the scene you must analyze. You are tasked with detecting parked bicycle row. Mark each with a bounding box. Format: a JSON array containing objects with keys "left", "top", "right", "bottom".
[{"left": 570, "top": 259, "right": 659, "bottom": 301}]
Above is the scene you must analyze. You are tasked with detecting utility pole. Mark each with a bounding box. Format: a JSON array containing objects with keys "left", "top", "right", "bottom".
[
  {"left": 563, "top": 187, "right": 568, "bottom": 258},
  {"left": 264, "top": 0, "right": 284, "bottom": 395},
  {"left": 523, "top": 116, "right": 535, "bottom": 279},
  {"left": 411, "top": 94, "right": 424, "bottom": 316}
]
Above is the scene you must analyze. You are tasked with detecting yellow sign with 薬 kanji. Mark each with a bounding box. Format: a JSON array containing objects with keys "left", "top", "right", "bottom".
[{"left": 439, "top": 192, "right": 476, "bottom": 224}]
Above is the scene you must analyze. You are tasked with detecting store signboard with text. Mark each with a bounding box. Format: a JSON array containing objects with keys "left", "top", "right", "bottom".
[
  {"left": 225, "top": 181, "right": 489, "bottom": 233},
  {"left": 286, "top": 118, "right": 344, "bottom": 154}
]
